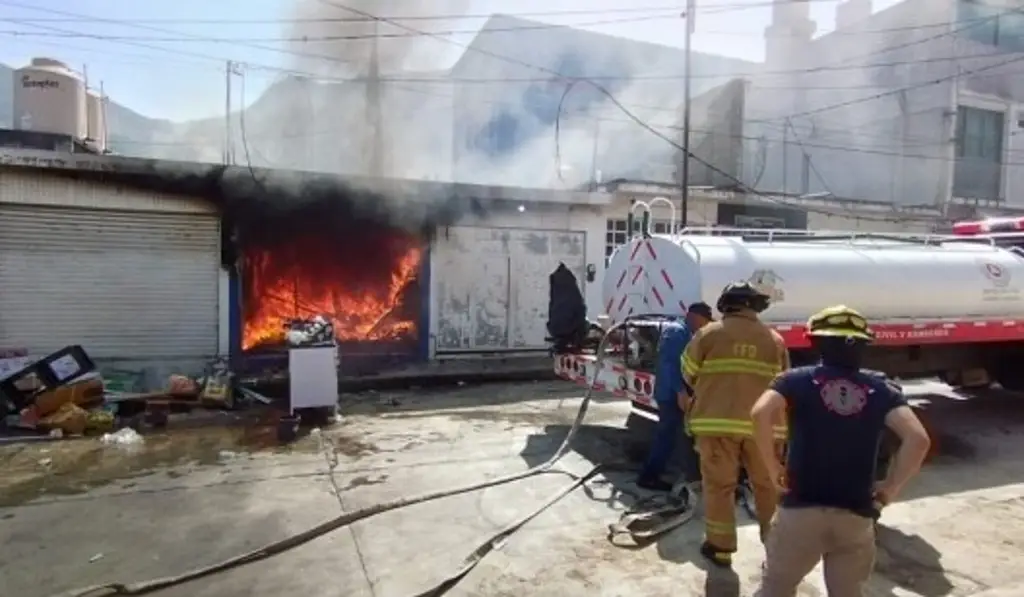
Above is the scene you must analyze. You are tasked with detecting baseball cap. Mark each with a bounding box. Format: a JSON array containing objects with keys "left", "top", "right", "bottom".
[{"left": 687, "top": 302, "right": 714, "bottom": 320}]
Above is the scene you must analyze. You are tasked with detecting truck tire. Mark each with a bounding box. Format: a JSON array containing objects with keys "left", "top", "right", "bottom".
[
  {"left": 995, "top": 366, "right": 1024, "bottom": 391},
  {"left": 991, "top": 347, "right": 1024, "bottom": 391}
]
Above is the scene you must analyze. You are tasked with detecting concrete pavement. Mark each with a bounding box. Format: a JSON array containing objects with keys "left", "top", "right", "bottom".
[{"left": 4, "top": 380, "right": 1024, "bottom": 596}]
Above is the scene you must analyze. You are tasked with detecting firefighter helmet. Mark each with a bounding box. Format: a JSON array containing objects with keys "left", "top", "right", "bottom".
[
  {"left": 716, "top": 281, "right": 771, "bottom": 314},
  {"left": 806, "top": 305, "right": 874, "bottom": 342}
]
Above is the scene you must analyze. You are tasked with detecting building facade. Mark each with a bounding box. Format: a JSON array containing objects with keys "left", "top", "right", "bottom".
[
  {"left": 741, "top": 0, "right": 1024, "bottom": 208},
  {"left": 448, "top": 15, "right": 757, "bottom": 189}
]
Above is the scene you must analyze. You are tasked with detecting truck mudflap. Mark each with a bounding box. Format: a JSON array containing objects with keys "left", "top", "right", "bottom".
[{"left": 553, "top": 353, "right": 658, "bottom": 414}]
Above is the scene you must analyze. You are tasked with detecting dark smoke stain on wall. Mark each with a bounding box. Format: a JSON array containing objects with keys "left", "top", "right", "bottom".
[{"left": 38, "top": 162, "right": 489, "bottom": 242}]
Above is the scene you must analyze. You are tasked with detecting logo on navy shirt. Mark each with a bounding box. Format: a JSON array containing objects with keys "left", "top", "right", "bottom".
[{"left": 819, "top": 378, "right": 867, "bottom": 416}]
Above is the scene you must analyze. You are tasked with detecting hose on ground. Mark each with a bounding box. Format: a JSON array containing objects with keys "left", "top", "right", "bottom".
[{"left": 53, "top": 323, "right": 633, "bottom": 597}]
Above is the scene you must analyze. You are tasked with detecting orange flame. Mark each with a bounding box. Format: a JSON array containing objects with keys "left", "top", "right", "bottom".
[{"left": 241, "top": 236, "right": 422, "bottom": 350}]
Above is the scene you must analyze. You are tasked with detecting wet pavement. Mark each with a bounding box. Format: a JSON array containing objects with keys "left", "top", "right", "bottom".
[{"left": 5, "top": 379, "right": 1024, "bottom": 596}]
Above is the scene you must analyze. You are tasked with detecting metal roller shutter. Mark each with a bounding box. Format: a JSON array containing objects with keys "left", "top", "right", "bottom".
[{"left": 0, "top": 204, "right": 221, "bottom": 360}]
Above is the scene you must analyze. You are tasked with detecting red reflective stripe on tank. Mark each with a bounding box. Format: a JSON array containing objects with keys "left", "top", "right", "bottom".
[
  {"left": 606, "top": 297, "right": 615, "bottom": 313},
  {"left": 630, "top": 242, "right": 643, "bottom": 261},
  {"left": 616, "top": 269, "right": 627, "bottom": 289},
  {"left": 650, "top": 285, "right": 665, "bottom": 307},
  {"left": 631, "top": 267, "right": 644, "bottom": 285},
  {"left": 679, "top": 300, "right": 687, "bottom": 312},
  {"left": 660, "top": 269, "right": 674, "bottom": 289},
  {"left": 617, "top": 295, "right": 629, "bottom": 312},
  {"left": 645, "top": 241, "right": 658, "bottom": 259},
  {"left": 769, "top": 318, "right": 1024, "bottom": 350},
  {"left": 628, "top": 307, "right": 635, "bottom": 316}
]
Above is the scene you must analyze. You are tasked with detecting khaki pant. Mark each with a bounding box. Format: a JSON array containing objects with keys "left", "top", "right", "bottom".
[
  {"left": 696, "top": 436, "right": 781, "bottom": 552},
  {"left": 759, "top": 507, "right": 876, "bottom": 597}
]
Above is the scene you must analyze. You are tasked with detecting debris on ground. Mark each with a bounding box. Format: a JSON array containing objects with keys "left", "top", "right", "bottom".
[
  {"left": 0, "top": 346, "right": 294, "bottom": 445},
  {"left": 100, "top": 428, "right": 144, "bottom": 448}
]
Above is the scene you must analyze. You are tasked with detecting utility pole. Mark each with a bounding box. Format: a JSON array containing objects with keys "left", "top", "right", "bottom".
[
  {"left": 224, "top": 60, "right": 234, "bottom": 166},
  {"left": 680, "top": 0, "right": 695, "bottom": 229},
  {"left": 366, "top": 21, "right": 384, "bottom": 178}
]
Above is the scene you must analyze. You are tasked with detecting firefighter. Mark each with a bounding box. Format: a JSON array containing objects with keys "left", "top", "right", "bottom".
[
  {"left": 751, "top": 306, "right": 931, "bottom": 596},
  {"left": 637, "top": 302, "right": 714, "bottom": 491},
  {"left": 682, "top": 281, "right": 790, "bottom": 568}
]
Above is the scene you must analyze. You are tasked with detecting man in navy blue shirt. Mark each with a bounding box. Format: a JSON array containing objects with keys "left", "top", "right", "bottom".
[
  {"left": 637, "top": 302, "right": 713, "bottom": 491},
  {"left": 750, "top": 305, "right": 931, "bottom": 596}
]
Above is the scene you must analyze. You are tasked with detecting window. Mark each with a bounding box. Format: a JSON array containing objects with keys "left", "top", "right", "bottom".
[
  {"left": 604, "top": 218, "right": 675, "bottom": 264},
  {"left": 998, "top": 10, "right": 1024, "bottom": 52},
  {"left": 954, "top": 105, "right": 1005, "bottom": 200},
  {"left": 957, "top": 0, "right": 1024, "bottom": 50},
  {"left": 956, "top": 105, "right": 1004, "bottom": 161},
  {"left": 958, "top": 0, "right": 999, "bottom": 46}
]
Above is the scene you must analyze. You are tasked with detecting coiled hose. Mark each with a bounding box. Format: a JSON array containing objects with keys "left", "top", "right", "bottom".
[{"left": 54, "top": 324, "right": 635, "bottom": 597}]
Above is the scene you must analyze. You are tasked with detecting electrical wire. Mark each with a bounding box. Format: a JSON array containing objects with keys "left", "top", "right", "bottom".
[
  {"left": 7, "top": 7, "right": 1009, "bottom": 179},
  {"left": 3, "top": 23, "right": 1010, "bottom": 84},
  {"left": 0, "top": 13, "right": 684, "bottom": 43},
  {"left": 784, "top": 117, "right": 839, "bottom": 198},
  {"left": 4, "top": 0, "right": 1012, "bottom": 87},
  {"left": 554, "top": 82, "right": 941, "bottom": 223},
  {"left": 0, "top": 0, "right": 836, "bottom": 26},
  {"left": 300, "top": 1, "right": 945, "bottom": 223},
  {"left": 785, "top": 52, "right": 1024, "bottom": 120},
  {"left": 3, "top": 0, "right": 999, "bottom": 221}
]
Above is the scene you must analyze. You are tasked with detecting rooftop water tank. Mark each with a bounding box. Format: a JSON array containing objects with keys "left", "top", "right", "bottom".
[{"left": 13, "top": 58, "right": 87, "bottom": 139}]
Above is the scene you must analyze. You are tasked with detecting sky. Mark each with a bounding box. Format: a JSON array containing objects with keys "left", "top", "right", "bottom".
[{"left": 0, "top": 0, "right": 904, "bottom": 122}]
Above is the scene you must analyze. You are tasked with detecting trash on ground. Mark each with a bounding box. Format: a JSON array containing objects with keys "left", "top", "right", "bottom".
[
  {"left": 100, "top": 428, "right": 144, "bottom": 447},
  {"left": 2, "top": 346, "right": 292, "bottom": 443}
]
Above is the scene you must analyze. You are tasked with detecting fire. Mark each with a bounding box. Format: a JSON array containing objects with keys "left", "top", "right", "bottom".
[{"left": 241, "top": 231, "right": 423, "bottom": 350}]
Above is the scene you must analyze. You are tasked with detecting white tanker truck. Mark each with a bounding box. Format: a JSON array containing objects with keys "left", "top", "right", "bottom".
[{"left": 547, "top": 202, "right": 1024, "bottom": 461}]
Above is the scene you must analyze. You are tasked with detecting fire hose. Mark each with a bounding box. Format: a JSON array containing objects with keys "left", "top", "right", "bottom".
[{"left": 52, "top": 322, "right": 698, "bottom": 597}]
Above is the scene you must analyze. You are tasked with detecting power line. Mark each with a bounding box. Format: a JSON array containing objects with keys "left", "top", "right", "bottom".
[
  {"left": 298, "top": 2, "right": 944, "bottom": 223},
  {"left": 0, "top": 4, "right": 703, "bottom": 25},
  {"left": 10, "top": 28, "right": 1024, "bottom": 102},
  {"left": 0, "top": 13, "right": 685, "bottom": 43},
  {"left": 3, "top": 22, "right": 1009, "bottom": 84},
  {"left": 0, "top": 1, "right": 837, "bottom": 25},
  {"left": 0, "top": 1, "right": 992, "bottom": 222},
  {"left": 3, "top": 10, "right": 1008, "bottom": 165},
  {"left": 784, "top": 117, "right": 839, "bottom": 196},
  {"left": 784, "top": 53, "right": 1024, "bottom": 120},
  {"left": 0, "top": 1, "right": 1011, "bottom": 94}
]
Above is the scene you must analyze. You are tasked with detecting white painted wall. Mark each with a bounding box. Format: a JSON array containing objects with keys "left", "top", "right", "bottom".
[{"left": 428, "top": 203, "right": 605, "bottom": 355}]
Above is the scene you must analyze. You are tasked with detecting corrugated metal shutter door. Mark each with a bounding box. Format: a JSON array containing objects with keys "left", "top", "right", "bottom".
[{"left": 0, "top": 205, "right": 220, "bottom": 360}]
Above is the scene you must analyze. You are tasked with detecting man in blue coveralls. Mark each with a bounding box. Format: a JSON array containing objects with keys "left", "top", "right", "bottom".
[{"left": 637, "top": 302, "right": 714, "bottom": 491}]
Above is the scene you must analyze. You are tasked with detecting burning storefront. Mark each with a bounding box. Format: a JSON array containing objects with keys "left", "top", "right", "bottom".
[
  {"left": 2, "top": 151, "right": 608, "bottom": 380},
  {"left": 236, "top": 205, "right": 427, "bottom": 368}
]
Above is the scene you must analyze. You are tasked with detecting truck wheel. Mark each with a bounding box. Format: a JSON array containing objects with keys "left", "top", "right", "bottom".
[{"left": 994, "top": 365, "right": 1024, "bottom": 391}]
